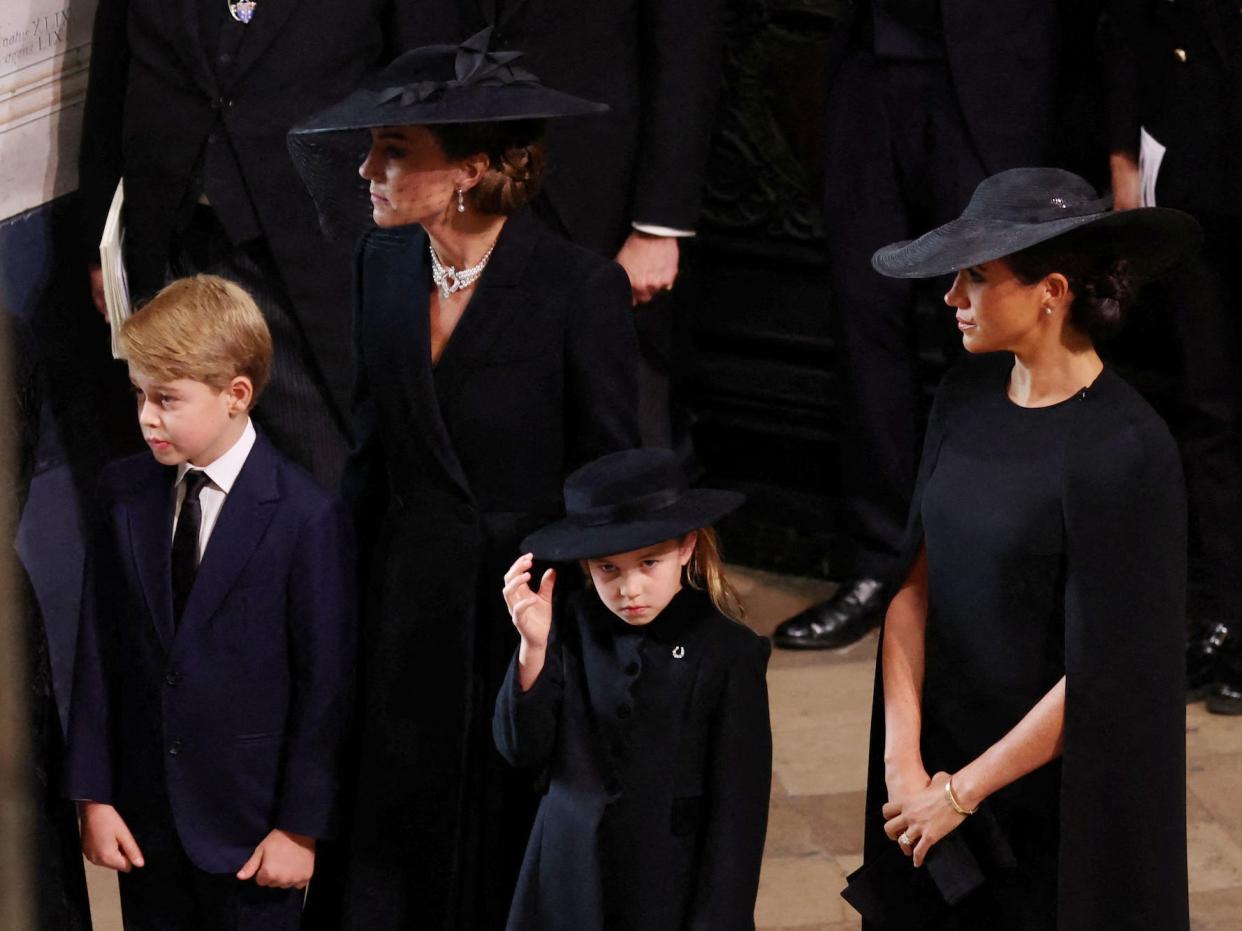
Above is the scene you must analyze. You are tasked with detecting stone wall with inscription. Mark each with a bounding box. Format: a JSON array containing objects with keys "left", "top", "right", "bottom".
[{"left": 1, "top": 0, "right": 95, "bottom": 221}]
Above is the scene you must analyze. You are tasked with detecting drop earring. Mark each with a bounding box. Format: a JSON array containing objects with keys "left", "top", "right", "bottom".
[{"left": 456, "top": 188, "right": 466, "bottom": 213}]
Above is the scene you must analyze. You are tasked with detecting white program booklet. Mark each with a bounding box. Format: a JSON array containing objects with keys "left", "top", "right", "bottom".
[
  {"left": 99, "top": 179, "right": 131, "bottom": 359},
  {"left": 1139, "top": 127, "right": 1166, "bottom": 208}
]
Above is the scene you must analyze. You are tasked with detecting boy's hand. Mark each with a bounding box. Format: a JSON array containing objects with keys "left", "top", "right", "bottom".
[
  {"left": 79, "top": 801, "right": 145, "bottom": 872},
  {"left": 236, "top": 829, "right": 316, "bottom": 889},
  {"left": 502, "top": 553, "right": 555, "bottom": 651}
]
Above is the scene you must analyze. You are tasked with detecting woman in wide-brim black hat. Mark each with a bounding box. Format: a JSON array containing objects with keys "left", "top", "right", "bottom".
[
  {"left": 843, "top": 167, "right": 1196, "bottom": 929},
  {"left": 291, "top": 30, "right": 642, "bottom": 931}
]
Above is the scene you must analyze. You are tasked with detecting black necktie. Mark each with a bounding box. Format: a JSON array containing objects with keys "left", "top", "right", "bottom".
[{"left": 171, "top": 470, "right": 210, "bottom": 625}]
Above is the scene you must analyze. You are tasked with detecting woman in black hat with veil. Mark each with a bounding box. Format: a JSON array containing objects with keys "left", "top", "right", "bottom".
[
  {"left": 290, "top": 30, "right": 640, "bottom": 929},
  {"left": 842, "top": 167, "right": 1197, "bottom": 928}
]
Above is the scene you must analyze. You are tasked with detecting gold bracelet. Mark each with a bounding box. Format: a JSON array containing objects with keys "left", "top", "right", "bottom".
[{"left": 944, "top": 776, "right": 977, "bottom": 816}]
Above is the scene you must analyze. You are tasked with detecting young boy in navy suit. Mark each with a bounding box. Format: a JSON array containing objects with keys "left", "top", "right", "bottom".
[{"left": 66, "top": 275, "right": 356, "bottom": 930}]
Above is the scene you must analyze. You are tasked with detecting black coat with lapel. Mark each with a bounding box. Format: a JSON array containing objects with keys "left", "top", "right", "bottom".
[
  {"left": 78, "top": 0, "right": 395, "bottom": 412},
  {"left": 494, "top": 588, "right": 773, "bottom": 931},
  {"left": 340, "top": 209, "right": 640, "bottom": 928},
  {"left": 64, "top": 436, "right": 357, "bottom": 873}
]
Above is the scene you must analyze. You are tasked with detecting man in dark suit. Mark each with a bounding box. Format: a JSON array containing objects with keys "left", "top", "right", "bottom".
[
  {"left": 401, "top": 0, "right": 723, "bottom": 447},
  {"left": 1104, "top": 0, "right": 1242, "bottom": 714},
  {"left": 79, "top": 0, "right": 401, "bottom": 487},
  {"left": 775, "top": 0, "right": 1058, "bottom": 650},
  {"left": 66, "top": 276, "right": 355, "bottom": 929}
]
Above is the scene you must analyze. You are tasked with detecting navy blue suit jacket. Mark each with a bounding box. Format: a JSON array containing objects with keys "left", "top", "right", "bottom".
[{"left": 66, "top": 433, "right": 356, "bottom": 873}]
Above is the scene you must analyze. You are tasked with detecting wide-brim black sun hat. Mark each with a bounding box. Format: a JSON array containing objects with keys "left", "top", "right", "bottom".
[
  {"left": 287, "top": 27, "right": 607, "bottom": 240},
  {"left": 872, "top": 167, "right": 1201, "bottom": 281},
  {"left": 520, "top": 449, "right": 745, "bottom": 562}
]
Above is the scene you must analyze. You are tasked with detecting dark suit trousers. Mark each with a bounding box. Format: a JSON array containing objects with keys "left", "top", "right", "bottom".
[
  {"left": 117, "top": 796, "right": 302, "bottom": 931},
  {"left": 171, "top": 206, "right": 350, "bottom": 489},
  {"left": 822, "top": 53, "right": 986, "bottom": 583},
  {"left": 1160, "top": 212, "right": 1242, "bottom": 620}
]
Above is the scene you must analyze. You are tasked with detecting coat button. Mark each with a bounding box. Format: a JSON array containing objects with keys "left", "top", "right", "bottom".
[
  {"left": 168, "top": 739, "right": 183, "bottom": 757},
  {"left": 1173, "top": 48, "right": 1187, "bottom": 62},
  {"left": 624, "top": 662, "right": 639, "bottom": 676},
  {"left": 164, "top": 671, "right": 179, "bottom": 687},
  {"left": 617, "top": 703, "right": 632, "bottom": 719}
]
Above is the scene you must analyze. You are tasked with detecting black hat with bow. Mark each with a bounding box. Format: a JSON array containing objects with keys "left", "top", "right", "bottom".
[{"left": 287, "top": 28, "right": 606, "bottom": 238}]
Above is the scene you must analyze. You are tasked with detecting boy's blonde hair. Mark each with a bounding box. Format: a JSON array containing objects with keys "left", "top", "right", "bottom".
[{"left": 120, "top": 275, "right": 272, "bottom": 406}]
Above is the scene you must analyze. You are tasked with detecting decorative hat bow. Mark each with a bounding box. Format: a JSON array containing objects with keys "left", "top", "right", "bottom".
[{"left": 378, "top": 27, "right": 539, "bottom": 106}]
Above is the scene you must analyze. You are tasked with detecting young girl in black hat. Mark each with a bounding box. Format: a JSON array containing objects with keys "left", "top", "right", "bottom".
[{"left": 494, "top": 448, "right": 772, "bottom": 931}]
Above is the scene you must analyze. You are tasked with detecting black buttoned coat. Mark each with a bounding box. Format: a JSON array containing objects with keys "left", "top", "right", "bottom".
[
  {"left": 338, "top": 209, "right": 641, "bottom": 929},
  {"left": 494, "top": 588, "right": 773, "bottom": 931}
]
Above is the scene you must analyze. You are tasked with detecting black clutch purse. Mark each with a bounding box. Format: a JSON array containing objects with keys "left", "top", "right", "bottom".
[{"left": 841, "top": 804, "right": 1016, "bottom": 923}]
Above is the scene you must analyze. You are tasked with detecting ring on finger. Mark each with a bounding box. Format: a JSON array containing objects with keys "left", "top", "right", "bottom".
[{"left": 898, "top": 832, "right": 913, "bottom": 848}]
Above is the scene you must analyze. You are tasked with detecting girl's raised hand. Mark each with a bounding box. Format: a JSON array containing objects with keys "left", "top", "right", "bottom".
[{"left": 503, "top": 553, "right": 556, "bottom": 651}]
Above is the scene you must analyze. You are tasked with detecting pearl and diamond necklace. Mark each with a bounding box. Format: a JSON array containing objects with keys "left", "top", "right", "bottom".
[{"left": 429, "top": 240, "right": 495, "bottom": 300}]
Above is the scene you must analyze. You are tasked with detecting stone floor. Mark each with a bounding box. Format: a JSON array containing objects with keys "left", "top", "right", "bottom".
[{"left": 84, "top": 567, "right": 1242, "bottom": 929}]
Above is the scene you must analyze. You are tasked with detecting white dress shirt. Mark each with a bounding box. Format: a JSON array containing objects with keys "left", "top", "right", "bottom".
[{"left": 172, "top": 419, "right": 257, "bottom": 559}]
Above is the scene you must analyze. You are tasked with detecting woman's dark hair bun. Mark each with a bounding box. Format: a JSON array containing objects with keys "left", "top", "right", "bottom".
[
  {"left": 1007, "top": 235, "right": 1140, "bottom": 342},
  {"left": 428, "top": 119, "right": 547, "bottom": 217},
  {"left": 1070, "top": 258, "right": 1134, "bottom": 339}
]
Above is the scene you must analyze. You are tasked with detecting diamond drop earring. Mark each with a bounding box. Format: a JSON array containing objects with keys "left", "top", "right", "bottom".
[{"left": 456, "top": 188, "right": 466, "bottom": 213}]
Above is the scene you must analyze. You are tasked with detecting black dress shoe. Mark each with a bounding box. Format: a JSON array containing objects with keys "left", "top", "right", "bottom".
[
  {"left": 1207, "top": 633, "right": 1242, "bottom": 715},
  {"left": 1207, "top": 681, "right": 1242, "bottom": 715},
  {"left": 1186, "top": 619, "right": 1233, "bottom": 701},
  {"left": 773, "top": 577, "right": 886, "bottom": 650}
]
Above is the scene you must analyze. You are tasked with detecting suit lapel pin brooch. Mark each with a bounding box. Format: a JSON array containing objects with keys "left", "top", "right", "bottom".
[
  {"left": 672, "top": 645, "right": 685, "bottom": 659},
  {"left": 228, "top": 0, "right": 257, "bottom": 23}
]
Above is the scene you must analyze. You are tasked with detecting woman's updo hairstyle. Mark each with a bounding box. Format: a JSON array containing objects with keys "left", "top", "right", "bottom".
[
  {"left": 429, "top": 118, "right": 547, "bottom": 216},
  {"left": 1006, "top": 228, "right": 1139, "bottom": 341}
]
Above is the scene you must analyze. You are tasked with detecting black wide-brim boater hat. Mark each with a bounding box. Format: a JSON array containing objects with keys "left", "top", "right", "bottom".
[
  {"left": 520, "top": 449, "right": 746, "bottom": 562},
  {"left": 287, "top": 27, "right": 607, "bottom": 239},
  {"left": 871, "top": 167, "right": 1200, "bottom": 281}
]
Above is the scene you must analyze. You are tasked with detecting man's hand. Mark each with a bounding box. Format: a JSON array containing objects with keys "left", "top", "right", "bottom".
[
  {"left": 88, "top": 263, "right": 108, "bottom": 319},
  {"left": 236, "top": 829, "right": 316, "bottom": 889},
  {"left": 1110, "top": 151, "right": 1142, "bottom": 212},
  {"left": 79, "top": 801, "right": 145, "bottom": 872},
  {"left": 614, "top": 230, "right": 680, "bottom": 305}
]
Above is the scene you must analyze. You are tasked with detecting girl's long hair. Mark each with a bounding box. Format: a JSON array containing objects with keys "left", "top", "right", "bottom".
[{"left": 686, "top": 526, "right": 746, "bottom": 622}]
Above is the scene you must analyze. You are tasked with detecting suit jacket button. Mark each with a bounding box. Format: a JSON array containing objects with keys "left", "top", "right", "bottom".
[
  {"left": 624, "top": 661, "right": 639, "bottom": 676},
  {"left": 168, "top": 739, "right": 182, "bottom": 757},
  {"left": 617, "top": 703, "right": 632, "bottom": 719},
  {"left": 164, "top": 671, "right": 179, "bottom": 686}
]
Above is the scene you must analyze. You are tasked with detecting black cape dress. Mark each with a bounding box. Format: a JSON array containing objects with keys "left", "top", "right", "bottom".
[
  {"left": 330, "top": 209, "right": 640, "bottom": 930},
  {"left": 845, "top": 353, "right": 1189, "bottom": 930},
  {"left": 493, "top": 587, "right": 772, "bottom": 931}
]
